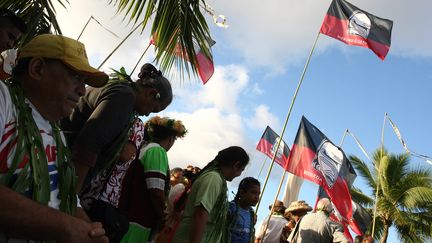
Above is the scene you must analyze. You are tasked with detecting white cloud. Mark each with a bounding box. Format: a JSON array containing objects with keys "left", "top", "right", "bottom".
[
  {"left": 55, "top": 0, "right": 432, "bottom": 77},
  {"left": 211, "top": 0, "right": 432, "bottom": 71},
  {"left": 186, "top": 64, "right": 249, "bottom": 113},
  {"left": 246, "top": 104, "right": 281, "bottom": 131},
  {"left": 165, "top": 108, "right": 248, "bottom": 169}
]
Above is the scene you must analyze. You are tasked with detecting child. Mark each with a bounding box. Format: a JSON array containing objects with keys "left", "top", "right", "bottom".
[{"left": 228, "top": 177, "right": 261, "bottom": 243}]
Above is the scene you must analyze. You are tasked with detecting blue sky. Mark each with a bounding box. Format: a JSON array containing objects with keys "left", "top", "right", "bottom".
[{"left": 55, "top": 0, "right": 432, "bottom": 241}]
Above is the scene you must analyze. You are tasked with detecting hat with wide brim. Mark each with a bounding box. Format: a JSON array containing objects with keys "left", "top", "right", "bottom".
[
  {"left": 18, "top": 34, "right": 108, "bottom": 87},
  {"left": 285, "top": 200, "right": 313, "bottom": 213}
]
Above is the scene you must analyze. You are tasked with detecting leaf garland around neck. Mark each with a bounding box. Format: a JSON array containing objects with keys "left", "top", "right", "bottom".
[
  {"left": 199, "top": 162, "right": 230, "bottom": 242},
  {"left": 3, "top": 80, "right": 76, "bottom": 215}
]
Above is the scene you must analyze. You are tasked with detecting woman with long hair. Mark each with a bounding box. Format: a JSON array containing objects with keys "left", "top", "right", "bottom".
[{"left": 173, "top": 146, "right": 250, "bottom": 243}]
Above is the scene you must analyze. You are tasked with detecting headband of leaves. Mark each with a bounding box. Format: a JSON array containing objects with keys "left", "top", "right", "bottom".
[{"left": 146, "top": 116, "right": 187, "bottom": 138}]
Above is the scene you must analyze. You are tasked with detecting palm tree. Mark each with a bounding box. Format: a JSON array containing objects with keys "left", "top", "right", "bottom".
[
  {"left": 107, "top": 0, "right": 213, "bottom": 79},
  {"left": 0, "top": 0, "right": 213, "bottom": 80},
  {"left": 349, "top": 148, "right": 432, "bottom": 243}
]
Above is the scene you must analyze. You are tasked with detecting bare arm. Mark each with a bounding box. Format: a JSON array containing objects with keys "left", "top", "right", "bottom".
[
  {"left": 189, "top": 205, "right": 208, "bottom": 243},
  {"left": 0, "top": 185, "right": 107, "bottom": 242}
]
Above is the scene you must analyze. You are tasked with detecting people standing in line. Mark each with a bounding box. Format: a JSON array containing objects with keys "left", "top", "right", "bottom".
[
  {"left": 255, "top": 201, "right": 288, "bottom": 243},
  {"left": 173, "top": 146, "right": 250, "bottom": 243},
  {"left": 0, "top": 34, "right": 109, "bottom": 242},
  {"left": 228, "top": 177, "right": 261, "bottom": 243},
  {"left": 118, "top": 116, "right": 187, "bottom": 243},
  {"left": 287, "top": 198, "right": 348, "bottom": 243},
  {"left": 61, "top": 63, "right": 173, "bottom": 207}
]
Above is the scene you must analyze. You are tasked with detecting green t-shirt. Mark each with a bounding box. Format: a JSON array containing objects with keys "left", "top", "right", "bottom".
[
  {"left": 173, "top": 170, "right": 225, "bottom": 243},
  {"left": 141, "top": 144, "right": 169, "bottom": 191}
]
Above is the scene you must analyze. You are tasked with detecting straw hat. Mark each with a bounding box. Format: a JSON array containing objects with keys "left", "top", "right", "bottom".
[{"left": 285, "top": 200, "right": 313, "bottom": 213}]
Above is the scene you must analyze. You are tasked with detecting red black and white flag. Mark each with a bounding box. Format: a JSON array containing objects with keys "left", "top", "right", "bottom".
[
  {"left": 256, "top": 126, "right": 290, "bottom": 168},
  {"left": 150, "top": 34, "right": 215, "bottom": 84},
  {"left": 286, "top": 116, "right": 353, "bottom": 225},
  {"left": 320, "top": 0, "right": 393, "bottom": 60},
  {"left": 317, "top": 155, "right": 371, "bottom": 236}
]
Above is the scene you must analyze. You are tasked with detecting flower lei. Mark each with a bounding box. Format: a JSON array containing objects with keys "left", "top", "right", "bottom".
[
  {"left": 146, "top": 116, "right": 188, "bottom": 138},
  {"left": 1, "top": 80, "right": 77, "bottom": 215}
]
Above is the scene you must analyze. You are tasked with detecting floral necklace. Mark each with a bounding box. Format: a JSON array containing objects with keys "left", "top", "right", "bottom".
[{"left": 1, "top": 80, "right": 76, "bottom": 215}]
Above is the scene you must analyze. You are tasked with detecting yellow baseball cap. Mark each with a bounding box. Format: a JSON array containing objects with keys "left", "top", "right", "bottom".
[{"left": 18, "top": 34, "right": 108, "bottom": 87}]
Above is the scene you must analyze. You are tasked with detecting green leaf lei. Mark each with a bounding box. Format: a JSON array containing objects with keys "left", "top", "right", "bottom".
[{"left": 1, "top": 80, "right": 77, "bottom": 215}]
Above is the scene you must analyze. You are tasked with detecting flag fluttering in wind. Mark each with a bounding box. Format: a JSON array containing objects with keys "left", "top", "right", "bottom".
[
  {"left": 286, "top": 116, "right": 354, "bottom": 228},
  {"left": 151, "top": 35, "right": 215, "bottom": 84},
  {"left": 320, "top": 0, "right": 393, "bottom": 60},
  {"left": 195, "top": 38, "right": 216, "bottom": 84},
  {"left": 256, "top": 126, "right": 290, "bottom": 168}
]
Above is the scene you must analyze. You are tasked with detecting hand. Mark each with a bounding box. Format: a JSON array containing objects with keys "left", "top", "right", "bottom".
[{"left": 58, "top": 217, "right": 107, "bottom": 243}]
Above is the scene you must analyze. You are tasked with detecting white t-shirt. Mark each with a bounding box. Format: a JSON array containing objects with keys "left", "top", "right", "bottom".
[
  {"left": 256, "top": 214, "right": 288, "bottom": 243},
  {"left": 0, "top": 81, "right": 61, "bottom": 242}
]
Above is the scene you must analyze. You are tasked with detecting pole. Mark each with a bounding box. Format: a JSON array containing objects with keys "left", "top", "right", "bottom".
[
  {"left": 371, "top": 112, "right": 387, "bottom": 237},
  {"left": 340, "top": 129, "right": 349, "bottom": 147},
  {"left": 98, "top": 21, "right": 144, "bottom": 69},
  {"left": 347, "top": 130, "right": 372, "bottom": 161},
  {"left": 130, "top": 41, "right": 153, "bottom": 76},
  {"left": 77, "top": 16, "right": 93, "bottom": 41},
  {"left": 257, "top": 32, "right": 321, "bottom": 239},
  {"left": 257, "top": 157, "right": 269, "bottom": 179}
]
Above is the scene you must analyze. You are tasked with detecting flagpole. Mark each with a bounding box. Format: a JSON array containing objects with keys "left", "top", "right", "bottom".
[
  {"left": 98, "top": 21, "right": 144, "bottom": 69},
  {"left": 257, "top": 157, "right": 269, "bottom": 179},
  {"left": 77, "top": 16, "right": 92, "bottom": 41},
  {"left": 347, "top": 130, "right": 372, "bottom": 161},
  {"left": 372, "top": 112, "right": 387, "bottom": 237},
  {"left": 77, "top": 16, "right": 121, "bottom": 41},
  {"left": 130, "top": 41, "right": 152, "bottom": 76},
  {"left": 256, "top": 31, "right": 321, "bottom": 236},
  {"left": 340, "top": 129, "right": 349, "bottom": 147}
]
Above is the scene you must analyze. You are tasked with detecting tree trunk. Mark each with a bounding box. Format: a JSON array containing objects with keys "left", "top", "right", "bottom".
[{"left": 380, "top": 223, "right": 390, "bottom": 243}]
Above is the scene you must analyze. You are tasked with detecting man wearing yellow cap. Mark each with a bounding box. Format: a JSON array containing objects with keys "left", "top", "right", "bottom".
[{"left": 0, "top": 34, "right": 108, "bottom": 242}]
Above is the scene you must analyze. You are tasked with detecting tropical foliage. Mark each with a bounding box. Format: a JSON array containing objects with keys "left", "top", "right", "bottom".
[
  {"left": 349, "top": 148, "right": 432, "bottom": 243},
  {"left": 108, "top": 0, "right": 213, "bottom": 79},
  {"left": 1, "top": 0, "right": 214, "bottom": 80}
]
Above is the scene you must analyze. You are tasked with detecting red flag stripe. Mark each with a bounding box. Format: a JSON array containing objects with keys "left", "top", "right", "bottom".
[
  {"left": 257, "top": 137, "right": 289, "bottom": 168},
  {"left": 320, "top": 14, "right": 390, "bottom": 60}
]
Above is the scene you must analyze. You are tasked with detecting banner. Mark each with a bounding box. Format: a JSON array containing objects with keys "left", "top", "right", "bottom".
[
  {"left": 320, "top": 0, "right": 393, "bottom": 60},
  {"left": 256, "top": 126, "right": 290, "bottom": 168},
  {"left": 286, "top": 116, "right": 353, "bottom": 226}
]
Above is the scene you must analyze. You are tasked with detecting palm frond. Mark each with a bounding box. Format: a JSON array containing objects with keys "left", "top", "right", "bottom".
[
  {"left": 352, "top": 148, "right": 432, "bottom": 242},
  {"left": 351, "top": 187, "right": 374, "bottom": 207},
  {"left": 349, "top": 155, "right": 376, "bottom": 189},
  {"left": 108, "top": 0, "right": 213, "bottom": 81}
]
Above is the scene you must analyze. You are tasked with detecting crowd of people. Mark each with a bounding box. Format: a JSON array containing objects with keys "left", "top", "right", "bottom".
[{"left": 0, "top": 8, "right": 374, "bottom": 243}]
